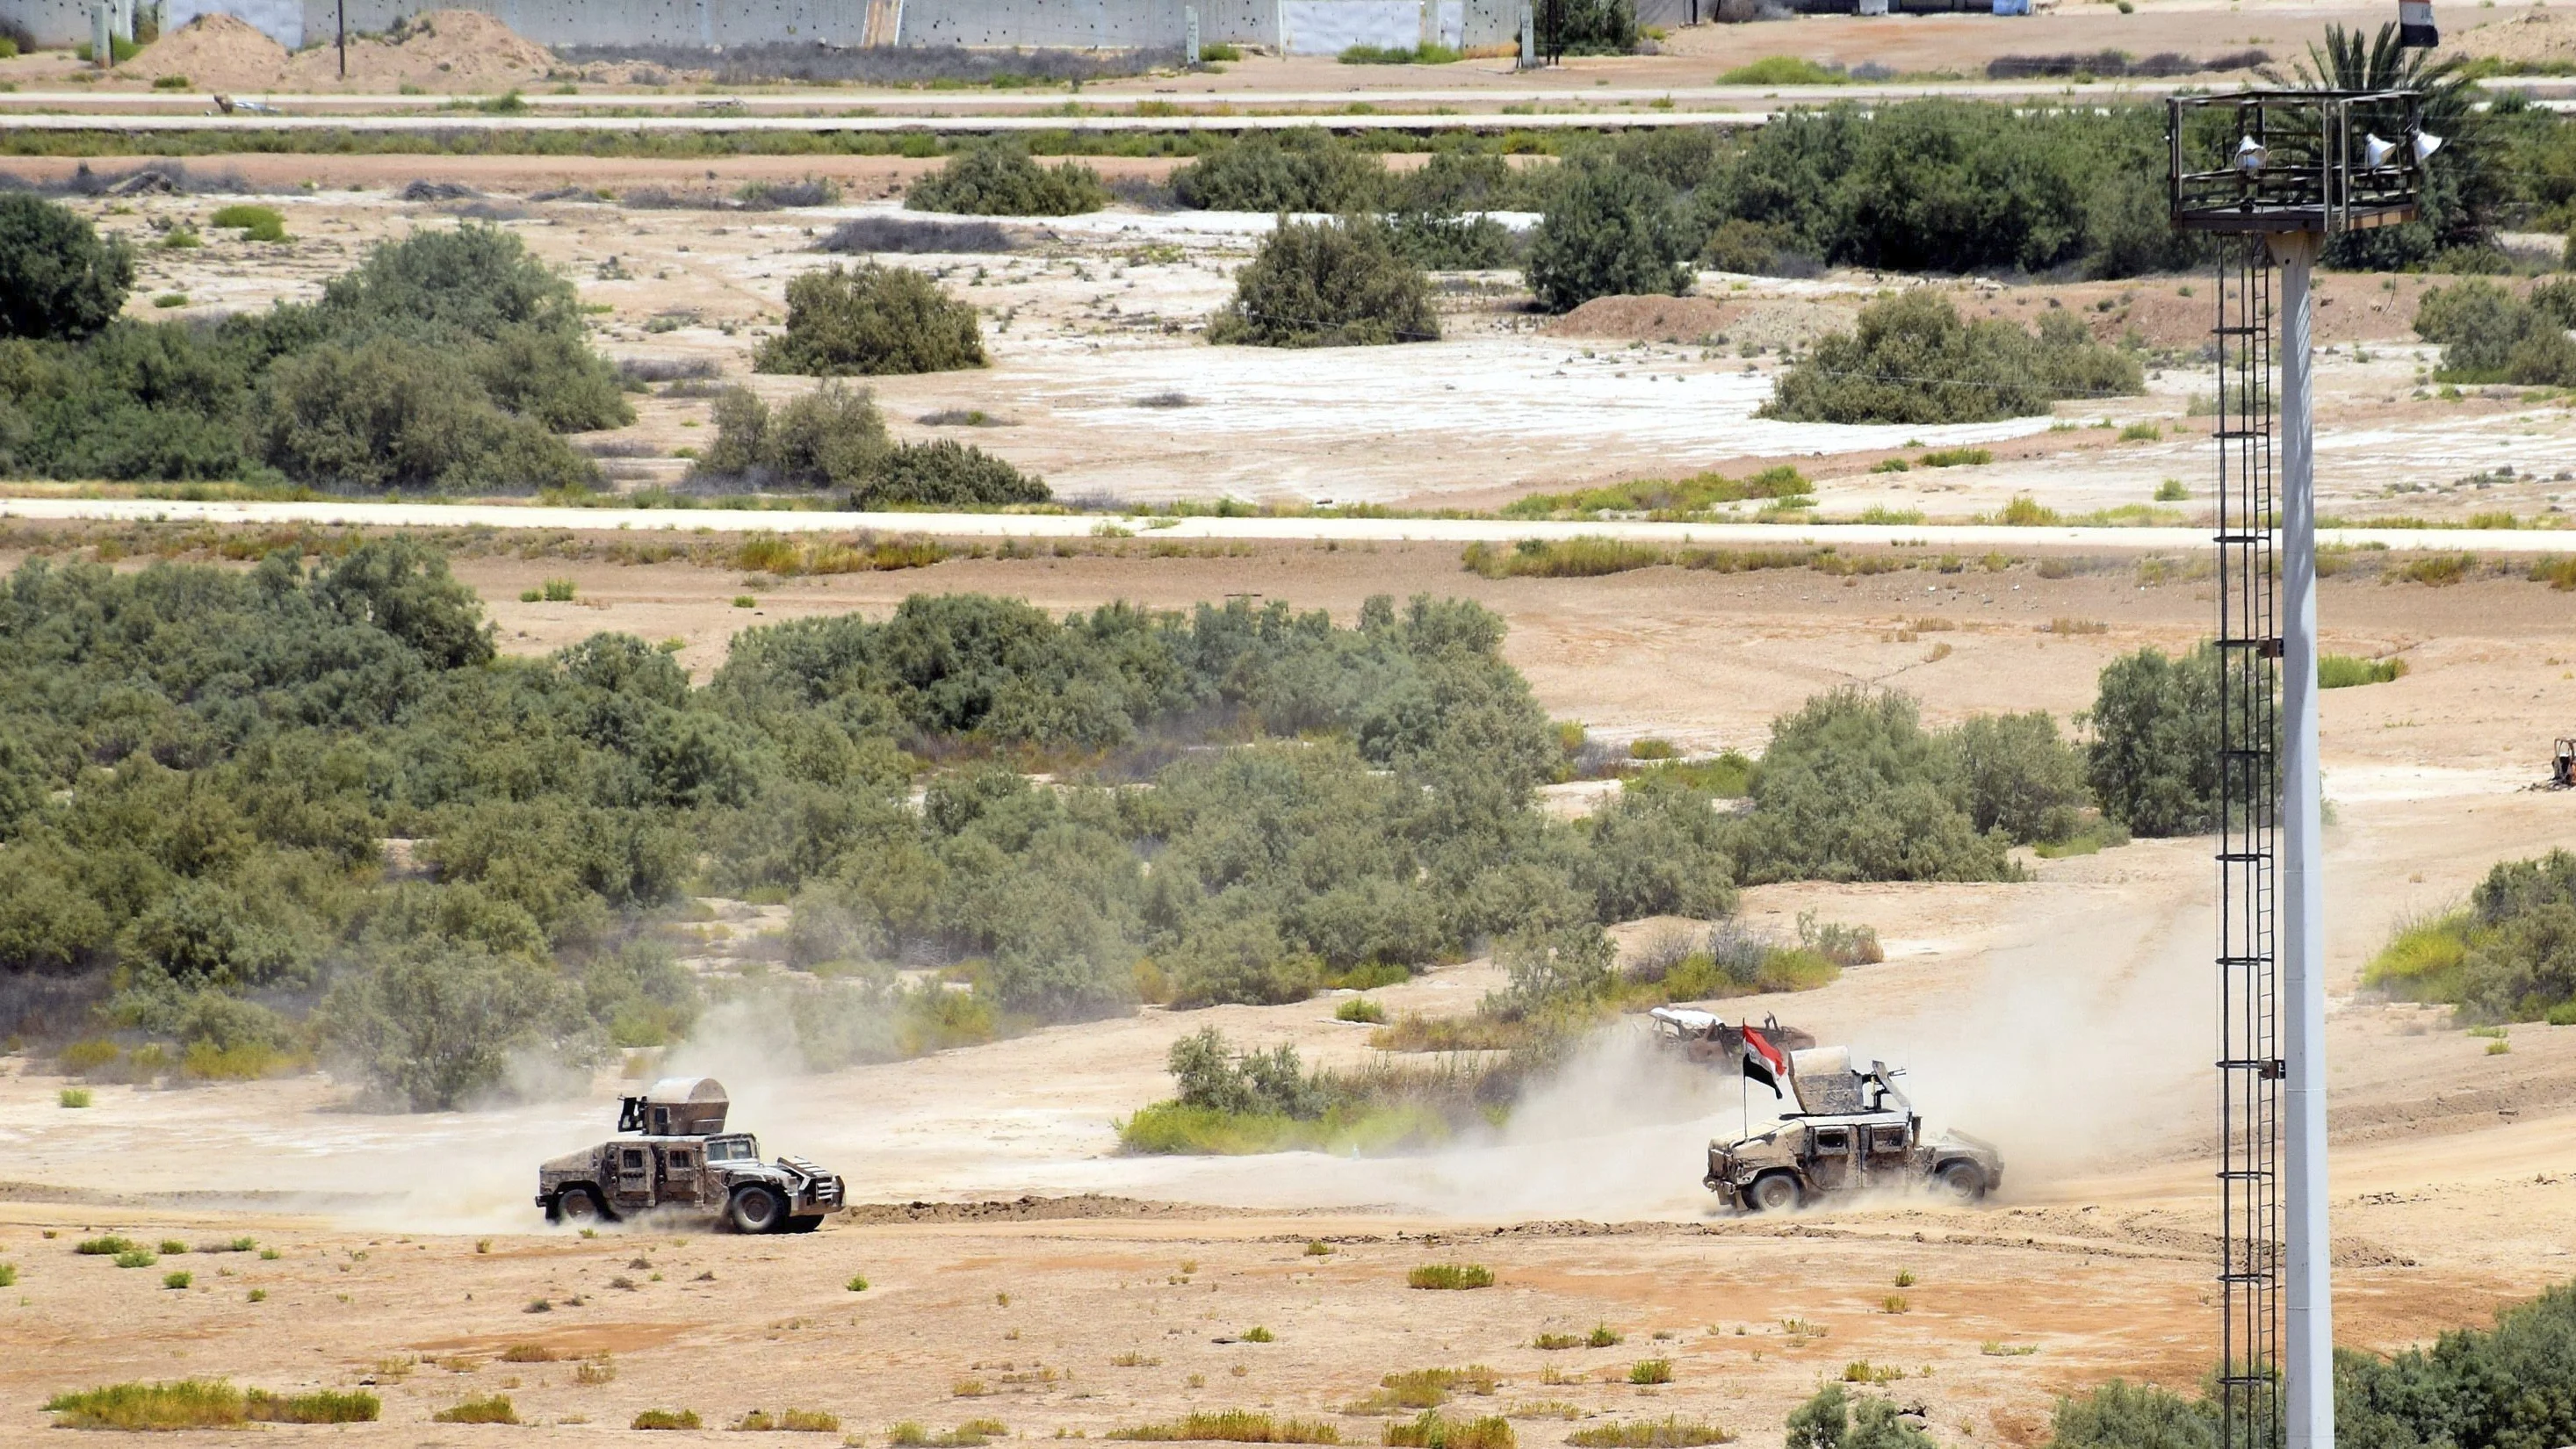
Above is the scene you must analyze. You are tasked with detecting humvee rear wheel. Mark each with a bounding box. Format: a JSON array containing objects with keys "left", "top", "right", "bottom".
[
  {"left": 783, "top": 1215, "right": 824, "bottom": 1234},
  {"left": 728, "top": 1185, "right": 788, "bottom": 1234},
  {"left": 1936, "top": 1161, "right": 1988, "bottom": 1202},
  {"left": 1747, "top": 1172, "right": 1802, "bottom": 1214},
  {"left": 550, "top": 1186, "right": 610, "bottom": 1226}
]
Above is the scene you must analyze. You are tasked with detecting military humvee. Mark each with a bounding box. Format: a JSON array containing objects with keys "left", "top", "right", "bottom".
[
  {"left": 1703, "top": 1047, "right": 2002, "bottom": 1213},
  {"left": 537, "top": 1077, "right": 845, "bottom": 1234}
]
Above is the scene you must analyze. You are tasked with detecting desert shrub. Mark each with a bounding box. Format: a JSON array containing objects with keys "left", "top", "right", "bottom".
[
  {"left": 2413, "top": 278, "right": 2576, "bottom": 386},
  {"left": 1523, "top": 162, "right": 1694, "bottom": 314},
  {"left": 0, "top": 192, "right": 134, "bottom": 342},
  {"left": 247, "top": 1388, "right": 380, "bottom": 1424},
  {"left": 634, "top": 1409, "right": 704, "bottom": 1430},
  {"left": 1110, "top": 1411, "right": 1342, "bottom": 1444},
  {"left": 2083, "top": 643, "right": 2224, "bottom": 836},
  {"left": 2045, "top": 1380, "right": 2210, "bottom": 1449},
  {"left": 1173, "top": 132, "right": 1387, "bottom": 213},
  {"left": 2365, "top": 850, "right": 2576, "bottom": 1022},
  {"left": 211, "top": 203, "right": 286, "bottom": 242},
  {"left": 435, "top": 1395, "right": 520, "bottom": 1424},
  {"left": 1945, "top": 710, "right": 2089, "bottom": 844},
  {"left": 2337, "top": 1278, "right": 2576, "bottom": 1449},
  {"left": 314, "top": 941, "right": 584, "bottom": 1110},
  {"left": 2318, "top": 653, "right": 2406, "bottom": 688},
  {"left": 1208, "top": 214, "right": 1437, "bottom": 347},
  {"left": 1782, "top": 1387, "right": 1930, "bottom": 1449},
  {"left": 1765, "top": 291, "right": 2142, "bottom": 424},
  {"left": 1543, "top": 0, "right": 1637, "bottom": 54},
  {"left": 1387, "top": 210, "right": 1519, "bottom": 270},
  {"left": 874, "top": 438, "right": 1050, "bottom": 508},
  {"left": 1724, "top": 688, "right": 2015, "bottom": 883},
  {"left": 754, "top": 262, "right": 986, "bottom": 376},
  {"left": 1408, "top": 1264, "right": 1496, "bottom": 1289},
  {"left": 819, "top": 215, "right": 1015, "bottom": 255},
  {"left": 1565, "top": 1419, "right": 1732, "bottom": 1448},
  {"left": 907, "top": 141, "right": 1108, "bottom": 216},
  {"left": 1165, "top": 1027, "right": 1329, "bottom": 1117},
  {"left": 694, "top": 382, "right": 890, "bottom": 490},
  {"left": 253, "top": 335, "right": 600, "bottom": 491}
]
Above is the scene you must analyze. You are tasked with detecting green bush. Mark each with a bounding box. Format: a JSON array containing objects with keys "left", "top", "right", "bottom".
[
  {"left": 314, "top": 941, "right": 584, "bottom": 1110},
  {"left": 1765, "top": 291, "right": 2141, "bottom": 425},
  {"left": 2365, "top": 850, "right": 2576, "bottom": 1021},
  {"left": 252, "top": 335, "right": 600, "bottom": 491},
  {"left": 907, "top": 141, "right": 1109, "bottom": 216},
  {"left": 2044, "top": 1380, "right": 2209, "bottom": 1449},
  {"left": 1724, "top": 688, "right": 2017, "bottom": 884},
  {"left": 2413, "top": 278, "right": 2576, "bottom": 386},
  {"left": 0, "top": 193, "right": 135, "bottom": 342},
  {"left": 1945, "top": 711, "right": 2089, "bottom": 845},
  {"left": 1207, "top": 214, "right": 1438, "bottom": 348},
  {"left": 1523, "top": 162, "right": 1694, "bottom": 314},
  {"left": 2083, "top": 643, "right": 2224, "bottom": 837},
  {"left": 209, "top": 204, "right": 286, "bottom": 242},
  {"left": 754, "top": 262, "right": 986, "bottom": 376},
  {"left": 1173, "top": 132, "right": 1387, "bottom": 213},
  {"left": 1783, "top": 1386, "right": 1930, "bottom": 1449},
  {"left": 694, "top": 384, "right": 1046, "bottom": 505}
]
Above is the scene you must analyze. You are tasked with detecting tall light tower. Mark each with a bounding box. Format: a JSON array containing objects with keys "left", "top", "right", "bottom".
[{"left": 2167, "top": 90, "right": 2435, "bottom": 1449}]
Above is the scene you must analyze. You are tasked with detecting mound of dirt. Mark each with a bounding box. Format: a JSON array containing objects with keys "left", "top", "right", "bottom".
[
  {"left": 119, "top": 13, "right": 289, "bottom": 90},
  {"left": 1546, "top": 294, "right": 1736, "bottom": 342},
  {"left": 278, "top": 9, "right": 560, "bottom": 90},
  {"left": 2449, "top": 6, "right": 2576, "bottom": 64}
]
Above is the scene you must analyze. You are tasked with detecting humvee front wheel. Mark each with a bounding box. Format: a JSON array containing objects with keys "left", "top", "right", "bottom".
[
  {"left": 1935, "top": 1160, "right": 1989, "bottom": 1202},
  {"left": 1747, "top": 1172, "right": 1802, "bottom": 1214},
  {"left": 549, "top": 1186, "right": 611, "bottom": 1226},
  {"left": 728, "top": 1185, "right": 788, "bottom": 1234},
  {"left": 783, "top": 1215, "right": 824, "bottom": 1234}
]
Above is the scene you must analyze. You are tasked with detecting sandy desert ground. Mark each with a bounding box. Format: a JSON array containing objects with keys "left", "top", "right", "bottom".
[{"left": 5, "top": 10, "right": 2576, "bottom": 1437}]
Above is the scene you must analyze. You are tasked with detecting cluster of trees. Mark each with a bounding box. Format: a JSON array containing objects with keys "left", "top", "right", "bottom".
[
  {"left": 0, "top": 204, "right": 627, "bottom": 490},
  {"left": 2366, "top": 848, "right": 2576, "bottom": 1024},
  {"left": 1764, "top": 291, "right": 2147, "bottom": 425},
  {"left": 2413, "top": 277, "right": 2576, "bottom": 387},
  {"left": 2028, "top": 1279, "right": 2576, "bottom": 1449},
  {"left": 905, "top": 141, "right": 1111, "bottom": 217},
  {"left": 691, "top": 382, "right": 1047, "bottom": 505}
]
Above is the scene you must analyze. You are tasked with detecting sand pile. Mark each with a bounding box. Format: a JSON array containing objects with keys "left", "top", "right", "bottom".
[
  {"left": 119, "top": 13, "right": 289, "bottom": 90},
  {"left": 1544, "top": 294, "right": 1736, "bottom": 342},
  {"left": 278, "top": 9, "right": 560, "bottom": 90},
  {"left": 2448, "top": 5, "right": 2576, "bottom": 64}
]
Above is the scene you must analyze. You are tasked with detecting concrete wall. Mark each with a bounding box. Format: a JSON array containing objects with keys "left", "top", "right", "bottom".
[
  {"left": 307, "top": 0, "right": 882, "bottom": 49},
  {"left": 897, "top": 0, "right": 1187, "bottom": 48},
  {"left": 2, "top": 0, "right": 103, "bottom": 47}
]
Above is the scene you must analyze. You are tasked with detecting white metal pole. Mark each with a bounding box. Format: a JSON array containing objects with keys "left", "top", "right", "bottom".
[{"left": 2273, "top": 228, "right": 2332, "bottom": 1449}]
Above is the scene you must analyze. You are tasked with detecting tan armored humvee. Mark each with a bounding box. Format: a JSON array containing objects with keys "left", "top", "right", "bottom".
[
  {"left": 536, "top": 1077, "right": 845, "bottom": 1234},
  {"left": 1703, "top": 1048, "right": 2003, "bottom": 1213}
]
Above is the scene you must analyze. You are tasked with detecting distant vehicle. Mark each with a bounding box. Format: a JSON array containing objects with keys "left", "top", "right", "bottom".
[
  {"left": 536, "top": 1077, "right": 845, "bottom": 1234},
  {"left": 1702, "top": 1048, "right": 2003, "bottom": 1213}
]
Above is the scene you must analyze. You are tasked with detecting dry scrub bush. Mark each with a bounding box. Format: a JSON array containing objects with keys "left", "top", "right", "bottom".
[
  {"left": 908, "top": 141, "right": 1109, "bottom": 216},
  {"left": 754, "top": 263, "right": 986, "bottom": 376},
  {"left": 1207, "top": 215, "right": 1438, "bottom": 348}
]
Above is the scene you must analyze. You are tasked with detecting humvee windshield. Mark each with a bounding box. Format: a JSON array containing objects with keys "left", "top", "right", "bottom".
[{"left": 706, "top": 1135, "right": 761, "bottom": 1163}]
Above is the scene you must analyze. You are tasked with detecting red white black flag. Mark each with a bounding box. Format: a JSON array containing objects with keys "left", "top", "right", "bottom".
[{"left": 1741, "top": 1025, "right": 1789, "bottom": 1100}]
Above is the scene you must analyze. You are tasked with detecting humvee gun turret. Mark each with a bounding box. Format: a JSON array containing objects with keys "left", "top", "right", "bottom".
[
  {"left": 537, "top": 1077, "right": 845, "bottom": 1234},
  {"left": 1703, "top": 1048, "right": 2002, "bottom": 1213}
]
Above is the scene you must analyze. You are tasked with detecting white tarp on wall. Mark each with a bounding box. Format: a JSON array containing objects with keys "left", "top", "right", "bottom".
[{"left": 167, "top": 0, "right": 302, "bottom": 47}]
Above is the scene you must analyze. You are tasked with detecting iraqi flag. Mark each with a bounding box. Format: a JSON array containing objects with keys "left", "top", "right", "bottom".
[{"left": 1741, "top": 1024, "right": 1789, "bottom": 1100}]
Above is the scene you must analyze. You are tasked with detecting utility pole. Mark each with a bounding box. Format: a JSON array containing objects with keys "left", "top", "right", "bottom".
[
  {"left": 2168, "top": 86, "right": 2435, "bottom": 1449},
  {"left": 338, "top": 0, "right": 349, "bottom": 80}
]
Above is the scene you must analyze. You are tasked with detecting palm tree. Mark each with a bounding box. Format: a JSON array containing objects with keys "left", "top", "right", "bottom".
[{"left": 2266, "top": 22, "right": 2490, "bottom": 265}]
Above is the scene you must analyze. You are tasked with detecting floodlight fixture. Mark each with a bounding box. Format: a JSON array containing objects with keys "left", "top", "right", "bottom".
[
  {"left": 2234, "top": 135, "right": 2269, "bottom": 171},
  {"left": 2361, "top": 133, "right": 2397, "bottom": 169},
  {"left": 2414, "top": 130, "right": 2443, "bottom": 162}
]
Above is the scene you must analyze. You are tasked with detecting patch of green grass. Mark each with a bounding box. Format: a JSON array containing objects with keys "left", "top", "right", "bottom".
[
  {"left": 1348, "top": 1366, "right": 1499, "bottom": 1412},
  {"left": 153, "top": 74, "right": 191, "bottom": 90},
  {"left": 152, "top": 292, "right": 189, "bottom": 307},
  {"left": 2117, "top": 422, "right": 2161, "bottom": 442},
  {"left": 58, "top": 1087, "right": 90, "bottom": 1108},
  {"left": 45, "top": 1381, "right": 248, "bottom": 1430},
  {"left": 1565, "top": 1419, "right": 1734, "bottom": 1448},
  {"left": 1717, "top": 56, "right": 1847, "bottom": 85},
  {"left": 208, "top": 203, "right": 286, "bottom": 242},
  {"left": 157, "top": 1239, "right": 187, "bottom": 1255},
  {"left": 1407, "top": 1264, "right": 1495, "bottom": 1291},
  {"left": 847, "top": 1274, "right": 869, "bottom": 1292},
  {"left": 1980, "top": 1342, "right": 2038, "bottom": 1356},
  {"left": 2396, "top": 552, "right": 2475, "bottom": 587},
  {"left": 113, "top": 1250, "right": 158, "bottom": 1268},
  {"left": 433, "top": 1395, "right": 519, "bottom": 1424},
  {"left": 162, "top": 1270, "right": 191, "bottom": 1289},
  {"left": 1996, "top": 495, "right": 2061, "bottom": 525},
  {"left": 1242, "top": 1326, "right": 1275, "bottom": 1343},
  {"left": 733, "top": 1406, "right": 843, "bottom": 1431},
  {"left": 1335, "top": 996, "right": 1387, "bottom": 1024},
  {"left": 248, "top": 1388, "right": 379, "bottom": 1423},
  {"left": 634, "top": 1408, "right": 704, "bottom": 1430},
  {"left": 1627, "top": 1359, "right": 1674, "bottom": 1385},
  {"left": 199, "top": 1237, "right": 257, "bottom": 1254},
  {"left": 2155, "top": 478, "right": 2190, "bottom": 501},
  {"left": 75, "top": 1236, "right": 137, "bottom": 1256},
  {"left": 0, "top": 1264, "right": 16, "bottom": 1287},
  {"left": 1109, "top": 1410, "right": 1342, "bottom": 1443},
  {"left": 1115, "top": 1100, "right": 1454, "bottom": 1157},
  {"left": 1503, "top": 466, "right": 1808, "bottom": 521},
  {"left": 1383, "top": 1412, "right": 1513, "bottom": 1449},
  {"left": 1339, "top": 42, "right": 1462, "bottom": 64},
  {"left": 2362, "top": 910, "right": 2472, "bottom": 1006},
  {"left": 1917, "top": 447, "right": 1992, "bottom": 468},
  {"left": 1462, "top": 537, "right": 1821, "bottom": 580},
  {"left": 2319, "top": 653, "right": 2406, "bottom": 688}
]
